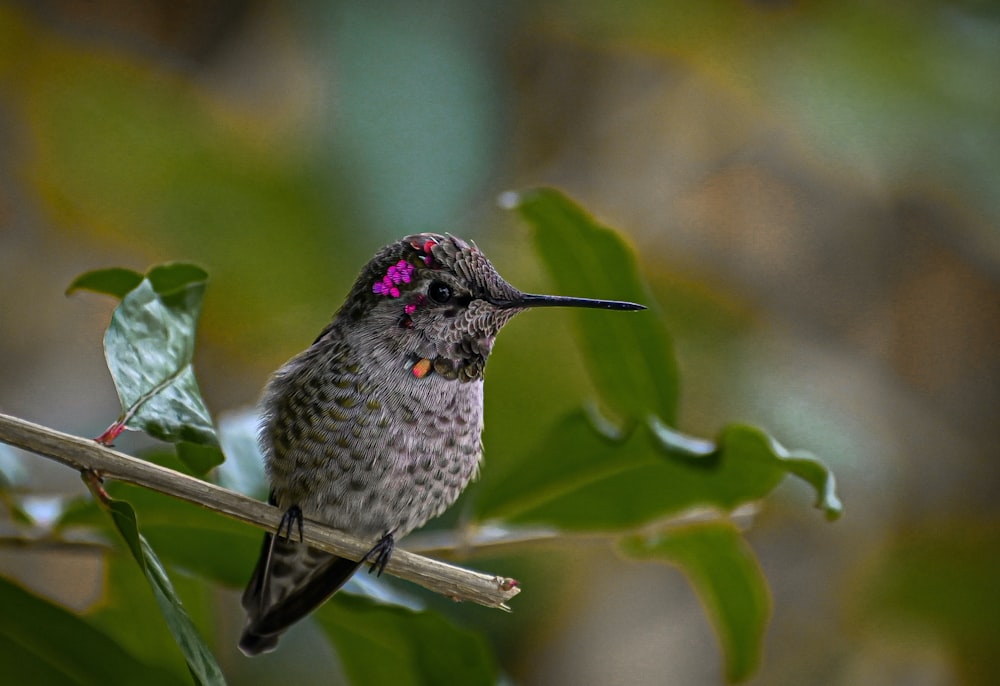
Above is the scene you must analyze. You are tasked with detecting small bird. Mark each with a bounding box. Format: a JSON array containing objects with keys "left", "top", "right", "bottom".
[{"left": 239, "top": 233, "right": 644, "bottom": 655}]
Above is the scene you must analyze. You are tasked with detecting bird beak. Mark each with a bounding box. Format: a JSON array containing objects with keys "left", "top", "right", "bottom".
[{"left": 495, "top": 293, "right": 646, "bottom": 311}]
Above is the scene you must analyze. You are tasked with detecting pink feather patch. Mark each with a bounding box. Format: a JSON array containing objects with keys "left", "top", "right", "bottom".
[{"left": 372, "top": 260, "right": 415, "bottom": 297}]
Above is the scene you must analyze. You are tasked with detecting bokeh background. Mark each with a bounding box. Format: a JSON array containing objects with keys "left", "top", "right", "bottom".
[{"left": 1, "top": 1, "right": 999, "bottom": 684}]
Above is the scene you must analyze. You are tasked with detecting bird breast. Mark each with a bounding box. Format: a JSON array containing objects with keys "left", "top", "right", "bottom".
[{"left": 261, "top": 338, "right": 485, "bottom": 540}]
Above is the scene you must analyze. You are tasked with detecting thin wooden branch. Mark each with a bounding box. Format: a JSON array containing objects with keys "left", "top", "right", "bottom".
[{"left": 0, "top": 412, "right": 520, "bottom": 609}]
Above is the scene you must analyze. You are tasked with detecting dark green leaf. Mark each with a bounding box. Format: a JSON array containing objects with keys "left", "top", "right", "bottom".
[
  {"left": 86, "top": 547, "right": 202, "bottom": 683},
  {"left": 507, "top": 186, "right": 679, "bottom": 426},
  {"left": 56, "top": 483, "right": 259, "bottom": 589},
  {"left": 105, "top": 499, "right": 226, "bottom": 686},
  {"left": 147, "top": 263, "right": 209, "bottom": 297},
  {"left": 65, "top": 480, "right": 254, "bottom": 585},
  {"left": 0, "top": 635, "right": 77, "bottom": 686},
  {"left": 476, "top": 411, "right": 842, "bottom": 528},
  {"left": 474, "top": 411, "right": 648, "bottom": 522},
  {"left": 0, "top": 574, "right": 185, "bottom": 686},
  {"left": 649, "top": 418, "right": 842, "bottom": 521},
  {"left": 498, "top": 187, "right": 841, "bottom": 523},
  {"left": 95, "top": 264, "right": 223, "bottom": 473},
  {"left": 315, "top": 593, "right": 497, "bottom": 686},
  {"left": 620, "top": 522, "right": 771, "bottom": 683},
  {"left": 176, "top": 442, "right": 225, "bottom": 478},
  {"left": 112, "top": 484, "right": 260, "bottom": 588},
  {"left": 66, "top": 267, "right": 144, "bottom": 299},
  {"left": 856, "top": 521, "right": 1000, "bottom": 682}
]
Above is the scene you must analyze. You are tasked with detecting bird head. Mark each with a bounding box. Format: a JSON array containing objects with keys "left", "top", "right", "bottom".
[{"left": 334, "top": 233, "right": 643, "bottom": 382}]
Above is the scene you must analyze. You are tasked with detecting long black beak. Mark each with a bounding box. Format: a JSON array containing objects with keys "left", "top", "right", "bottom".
[{"left": 497, "top": 293, "right": 645, "bottom": 311}]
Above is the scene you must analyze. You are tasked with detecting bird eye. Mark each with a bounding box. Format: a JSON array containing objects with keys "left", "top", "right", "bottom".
[{"left": 428, "top": 281, "right": 452, "bottom": 304}]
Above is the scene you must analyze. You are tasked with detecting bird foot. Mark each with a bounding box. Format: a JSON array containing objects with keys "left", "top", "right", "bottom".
[
  {"left": 277, "top": 505, "right": 304, "bottom": 543},
  {"left": 362, "top": 531, "right": 395, "bottom": 577}
]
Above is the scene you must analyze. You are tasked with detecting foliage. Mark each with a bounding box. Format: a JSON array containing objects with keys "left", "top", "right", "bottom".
[
  {"left": 67, "top": 264, "right": 223, "bottom": 475},
  {"left": 97, "top": 494, "right": 226, "bottom": 686},
  {"left": 0, "top": 189, "right": 840, "bottom": 684},
  {"left": 0, "top": 574, "right": 185, "bottom": 686}
]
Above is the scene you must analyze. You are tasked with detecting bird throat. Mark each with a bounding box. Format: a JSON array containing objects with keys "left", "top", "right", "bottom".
[{"left": 408, "top": 352, "right": 485, "bottom": 383}]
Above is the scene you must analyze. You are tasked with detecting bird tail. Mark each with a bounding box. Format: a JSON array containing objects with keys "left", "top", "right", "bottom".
[{"left": 239, "top": 531, "right": 363, "bottom": 656}]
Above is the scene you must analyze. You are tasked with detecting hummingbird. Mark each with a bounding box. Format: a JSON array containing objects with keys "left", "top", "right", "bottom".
[{"left": 239, "top": 233, "right": 644, "bottom": 655}]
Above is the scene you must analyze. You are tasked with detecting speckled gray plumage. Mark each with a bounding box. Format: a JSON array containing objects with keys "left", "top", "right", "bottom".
[{"left": 240, "top": 234, "right": 524, "bottom": 654}]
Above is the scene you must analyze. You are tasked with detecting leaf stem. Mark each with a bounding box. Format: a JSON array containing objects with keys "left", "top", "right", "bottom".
[{"left": 81, "top": 468, "right": 113, "bottom": 505}]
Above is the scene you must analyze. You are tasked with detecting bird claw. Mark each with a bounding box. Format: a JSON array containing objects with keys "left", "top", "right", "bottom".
[
  {"left": 277, "top": 505, "right": 304, "bottom": 543},
  {"left": 362, "top": 531, "right": 395, "bottom": 577}
]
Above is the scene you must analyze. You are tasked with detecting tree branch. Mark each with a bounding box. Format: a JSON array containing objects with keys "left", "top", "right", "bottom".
[{"left": 0, "top": 412, "right": 520, "bottom": 609}]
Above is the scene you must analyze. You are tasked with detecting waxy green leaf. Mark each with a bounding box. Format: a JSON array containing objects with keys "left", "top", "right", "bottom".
[
  {"left": 316, "top": 593, "right": 497, "bottom": 686},
  {"left": 65, "top": 482, "right": 261, "bottom": 589},
  {"left": 67, "top": 266, "right": 144, "bottom": 299},
  {"left": 476, "top": 411, "right": 841, "bottom": 527},
  {"left": 650, "top": 418, "right": 842, "bottom": 521},
  {"left": 0, "top": 574, "right": 185, "bottom": 686},
  {"left": 70, "top": 264, "right": 223, "bottom": 474},
  {"left": 507, "top": 186, "right": 679, "bottom": 427},
  {"left": 104, "top": 497, "right": 226, "bottom": 686},
  {"left": 621, "top": 522, "right": 771, "bottom": 683},
  {"left": 500, "top": 187, "right": 841, "bottom": 522},
  {"left": 491, "top": 188, "right": 842, "bottom": 683},
  {"left": 475, "top": 410, "right": 647, "bottom": 524},
  {"left": 86, "top": 546, "right": 212, "bottom": 683}
]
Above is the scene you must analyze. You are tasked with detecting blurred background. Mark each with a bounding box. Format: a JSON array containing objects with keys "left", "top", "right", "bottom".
[{"left": 1, "top": 1, "right": 998, "bottom": 684}]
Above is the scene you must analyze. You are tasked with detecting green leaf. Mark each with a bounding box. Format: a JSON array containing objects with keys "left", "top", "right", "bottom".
[
  {"left": 474, "top": 410, "right": 648, "bottom": 523},
  {"left": 76, "top": 263, "right": 224, "bottom": 474},
  {"left": 315, "top": 593, "right": 497, "bottom": 686},
  {"left": 620, "top": 522, "right": 771, "bottom": 683},
  {"left": 649, "top": 418, "right": 843, "bottom": 521},
  {"left": 62, "top": 480, "right": 258, "bottom": 589},
  {"left": 109, "top": 484, "right": 260, "bottom": 588},
  {"left": 0, "top": 573, "right": 185, "bottom": 686},
  {"left": 214, "top": 409, "right": 268, "bottom": 499},
  {"left": 506, "top": 186, "right": 679, "bottom": 426},
  {"left": 495, "top": 187, "right": 841, "bottom": 524},
  {"left": 476, "top": 411, "right": 842, "bottom": 529},
  {"left": 104, "top": 498, "right": 226, "bottom": 686},
  {"left": 856, "top": 521, "right": 1000, "bottom": 683},
  {"left": 146, "top": 263, "right": 212, "bottom": 298},
  {"left": 66, "top": 267, "right": 144, "bottom": 299},
  {"left": 86, "top": 548, "right": 203, "bottom": 683},
  {"left": 175, "top": 442, "right": 225, "bottom": 478}
]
